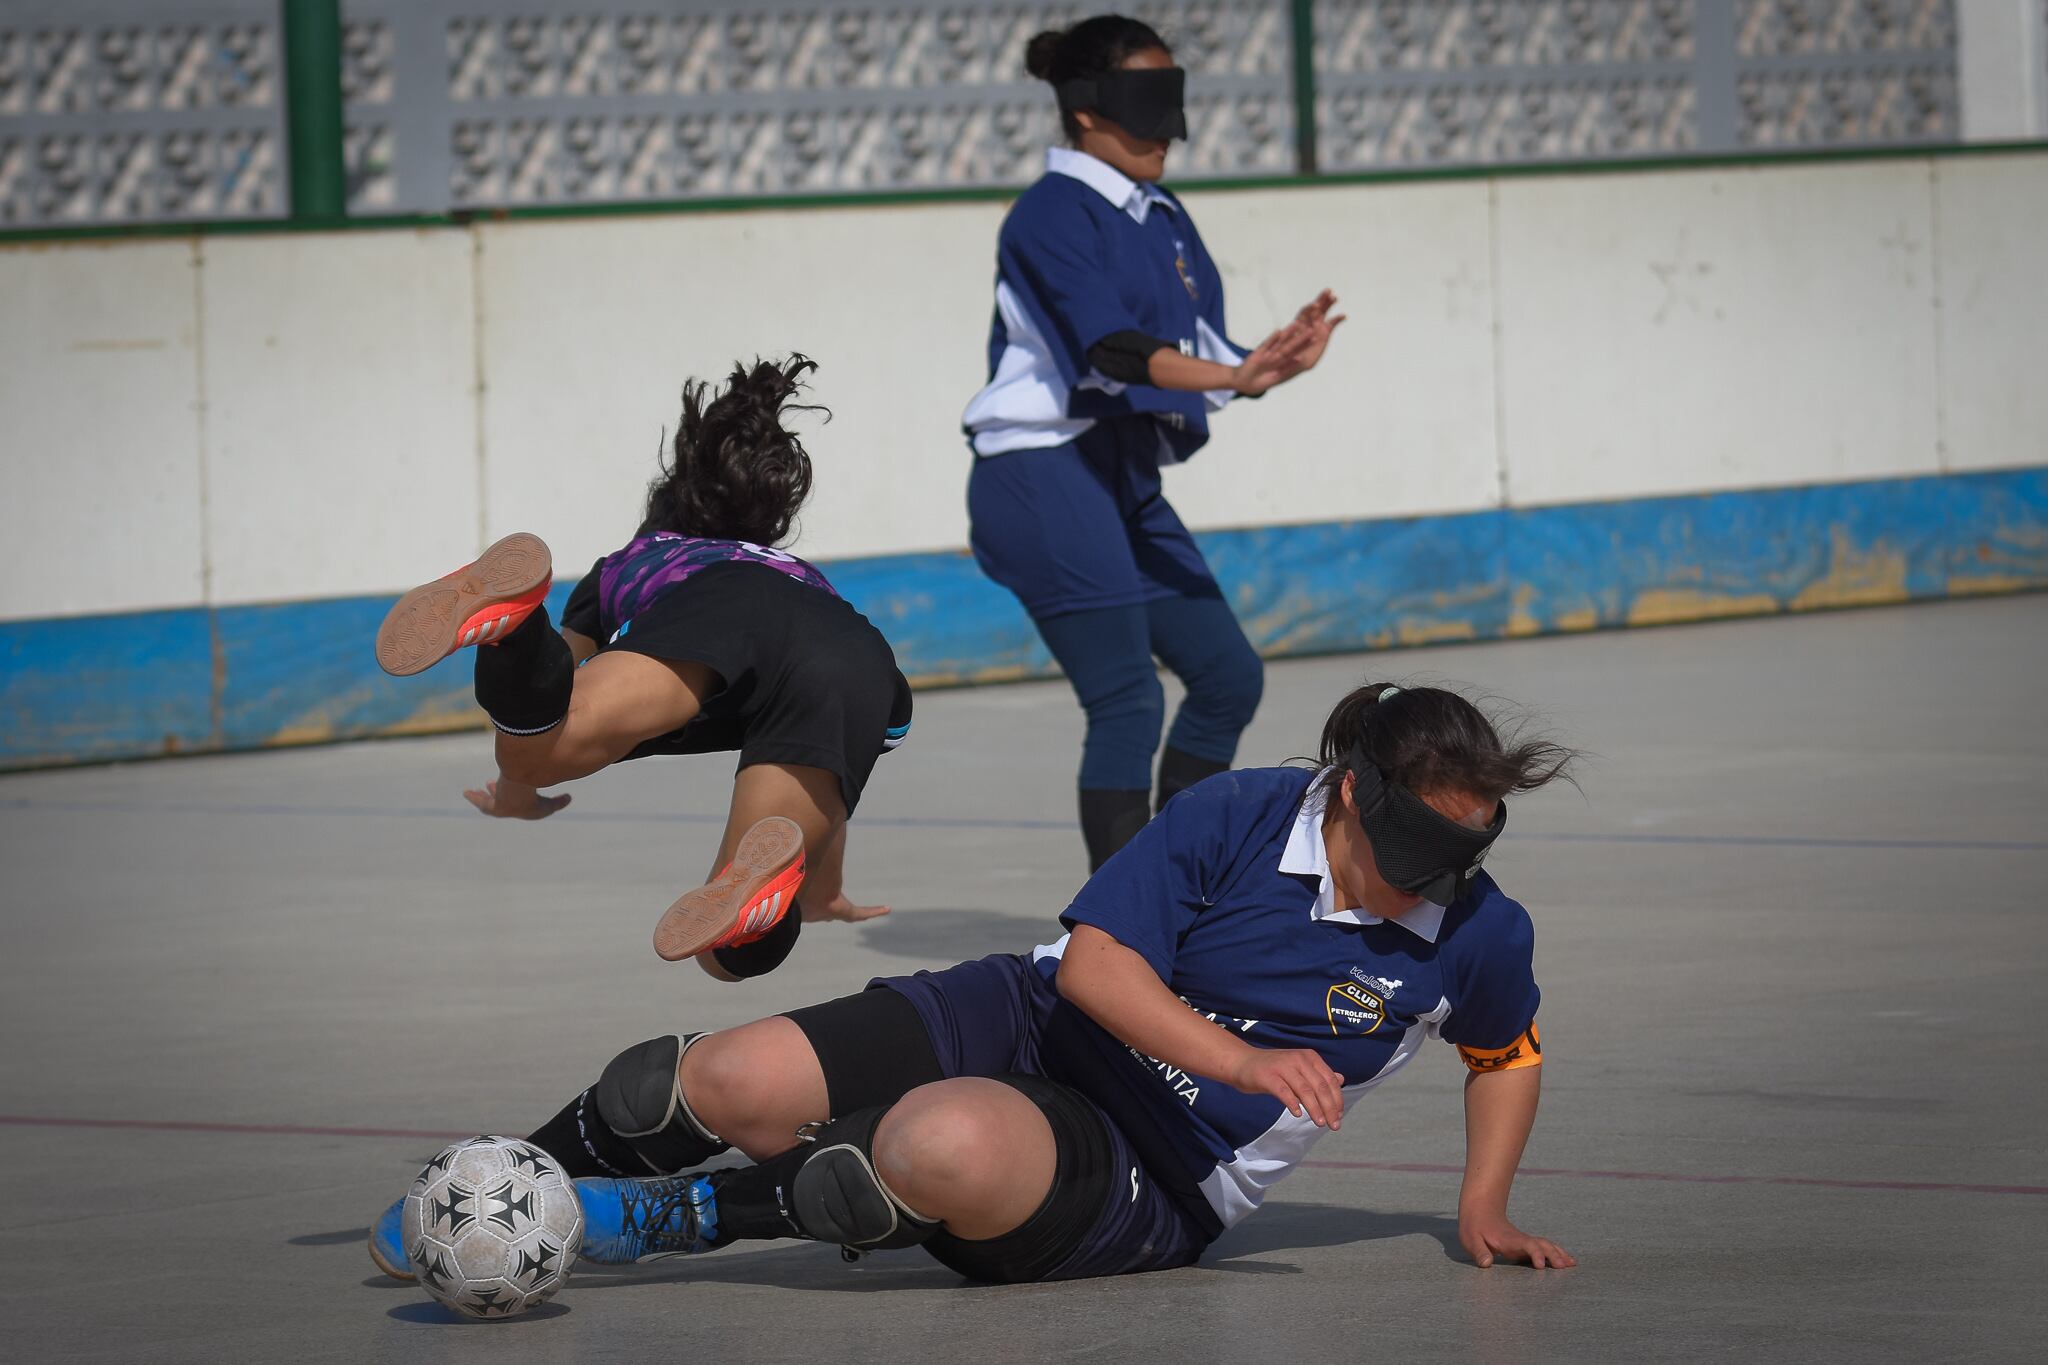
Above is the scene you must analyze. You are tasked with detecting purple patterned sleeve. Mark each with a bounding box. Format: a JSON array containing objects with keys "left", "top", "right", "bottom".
[{"left": 598, "top": 534, "right": 838, "bottom": 630}]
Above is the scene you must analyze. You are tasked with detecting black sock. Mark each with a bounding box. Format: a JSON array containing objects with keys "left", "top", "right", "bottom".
[
  {"left": 1156, "top": 746, "right": 1229, "bottom": 813},
  {"left": 524, "top": 1089, "right": 643, "bottom": 1178},
  {"left": 710, "top": 905, "right": 803, "bottom": 979},
  {"left": 704, "top": 1145, "right": 814, "bottom": 1246},
  {"left": 473, "top": 604, "right": 574, "bottom": 735},
  {"left": 1079, "top": 788, "right": 1152, "bottom": 872}
]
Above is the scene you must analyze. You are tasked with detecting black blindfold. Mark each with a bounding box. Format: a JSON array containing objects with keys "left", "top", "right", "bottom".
[
  {"left": 1057, "top": 67, "right": 1187, "bottom": 143},
  {"left": 1348, "top": 753, "right": 1505, "bottom": 907}
]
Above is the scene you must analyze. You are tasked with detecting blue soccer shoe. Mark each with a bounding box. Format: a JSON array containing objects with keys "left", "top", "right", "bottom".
[
  {"left": 368, "top": 1195, "right": 413, "bottom": 1281},
  {"left": 369, "top": 1174, "right": 718, "bottom": 1279},
  {"left": 574, "top": 1175, "right": 720, "bottom": 1263}
]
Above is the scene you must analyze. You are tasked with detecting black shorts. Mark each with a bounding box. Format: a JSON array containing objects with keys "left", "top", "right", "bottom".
[
  {"left": 783, "top": 986, "right": 1210, "bottom": 1284},
  {"left": 565, "top": 561, "right": 910, "bottom": 813}
]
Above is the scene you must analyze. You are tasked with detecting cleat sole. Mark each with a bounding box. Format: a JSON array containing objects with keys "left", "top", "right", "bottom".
[
  {"left": 653, "top": 816, "right": 806, "bottom": 962},
  {"left": 374, "top": 532, "right": 552, "bottom": 677}
]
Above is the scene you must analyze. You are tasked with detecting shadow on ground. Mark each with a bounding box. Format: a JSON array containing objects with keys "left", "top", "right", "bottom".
[
  {"left": 559, "top": 1202, "right": 1462, "bottom": 1295},
  {"left": 1206, "top": 1203, "right": 1463, "bottom": 1268},
  {"left": 856, "top": 908, "right": 1066, "bottom": 962},
  {"left": 290, "top": 1227, "right": 370, "bottom": 1247},
  {"left": 386, "top": 1300, "right": 572, "bottom": 1325}
]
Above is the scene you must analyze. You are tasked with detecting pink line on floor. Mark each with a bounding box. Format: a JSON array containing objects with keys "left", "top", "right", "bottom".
[
  {"left": 0, "top": 1114, "right": 472, "bottom": 1141},
  {"left": 1299, "top": 1158, "right": 2048, "bottom": 1196},
  {"left": 5, "top": 1115, "right": 2040, "bottom": 1197}
]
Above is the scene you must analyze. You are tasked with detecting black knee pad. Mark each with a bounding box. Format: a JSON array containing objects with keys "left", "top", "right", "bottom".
[
  {"left": 593, "top": 1033, "right": 730, "bottom": 1174},
  {"left": 788, "top": 1108, "right": 939, "bottom": 1251}
]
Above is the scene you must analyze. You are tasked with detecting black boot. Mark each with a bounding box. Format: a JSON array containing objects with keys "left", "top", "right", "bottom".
[
  {"left": 1079, "top": 788, "right": 1152, "bottom": 872},
  {"left": 1156, "top": 745, "right": 1229, "bottom": 813}
]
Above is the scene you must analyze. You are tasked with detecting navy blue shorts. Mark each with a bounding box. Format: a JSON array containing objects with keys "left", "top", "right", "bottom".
[
  {"left": 873, "top": 954, "right": 1213, "bottom": 1282},
  {"left": 967, "top": 419, "right": 1223, "bottom": 620}
]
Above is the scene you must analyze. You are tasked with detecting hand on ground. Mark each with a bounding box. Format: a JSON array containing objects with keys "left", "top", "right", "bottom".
[
  {"left": 802, "top": 893, "right": 892, "bottom": 924},
  {"left": 1458, "top": 1213, "right": 1576, "bottom": 1269},
  {"left": 463, "top": 779, "right": 571, "bottom": 820}
]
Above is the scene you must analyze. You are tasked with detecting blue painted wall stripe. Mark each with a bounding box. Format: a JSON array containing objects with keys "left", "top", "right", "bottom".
[
  {"left": 2, "top": 467, "right": 2043, "bottom": 770},
  {"left": 0, "top": 607, "right": 216, "bottom": 765}
]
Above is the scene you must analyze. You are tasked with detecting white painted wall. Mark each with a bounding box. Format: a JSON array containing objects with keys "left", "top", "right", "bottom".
[
  {"left": 1957, "top": 0, "right": 2048, "bottom": 141},
  {"left": 0, "top": 240, "right": 204, "bottom": 619},
  {"left": 1934, "top": 156, "right": 2048, "bottom": 474},
  {"left": 1495, "top": 159, "right": 1943, "bottom": 507},
  {"left": 199, "top": 229, "right": 481, "bottom": 604},
  {"left": 1168, "top": 179, "right": 1504, "bottom": 528},
  {"left": 1, "top": 148, "right": 2042, "bottom": 623},
  {"left": 474, "top": 200, "right": 1005, "bottom": 577}
]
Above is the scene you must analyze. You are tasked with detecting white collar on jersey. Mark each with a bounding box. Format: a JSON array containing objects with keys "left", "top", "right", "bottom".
[
  {"left": 1279, "top": 771, "right": 1448, "bottom": 942},
  {"left": 1045, "top": 146, "right": 1176, "bottom": 225}
]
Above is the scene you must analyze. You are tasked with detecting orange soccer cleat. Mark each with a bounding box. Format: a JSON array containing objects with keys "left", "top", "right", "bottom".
[
  {"left": 374, "top": 532, "right": 554, "bottom": 677},
  {"left": 653, "top": 816, "right": 807, "bottom": 962}
]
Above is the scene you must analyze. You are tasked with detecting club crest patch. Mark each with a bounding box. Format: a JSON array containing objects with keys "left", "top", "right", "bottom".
[{"left": 1326, "top": 981, "right": 1386, "bottom": 1036}]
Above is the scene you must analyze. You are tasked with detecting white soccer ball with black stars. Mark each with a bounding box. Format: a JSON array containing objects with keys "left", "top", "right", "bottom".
[{"left": 404, "top": 1135, "right": 582, "bottom": 1320}]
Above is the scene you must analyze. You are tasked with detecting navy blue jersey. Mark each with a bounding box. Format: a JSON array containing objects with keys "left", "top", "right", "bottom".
[
  {"left": 1027, "top": 767, "right": 1541, "bottom": 1229},
  {"left": 963, "top": 148, "right": 1245, "bottom": 462}
]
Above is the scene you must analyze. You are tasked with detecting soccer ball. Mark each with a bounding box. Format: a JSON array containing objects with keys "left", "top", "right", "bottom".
[{"left": 404, "top": 1135, "right": 583, "bottom": 1319}]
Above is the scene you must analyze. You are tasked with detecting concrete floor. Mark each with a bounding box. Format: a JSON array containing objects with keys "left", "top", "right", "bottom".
[{"left": 2, "top": 594, "right": 2044, "bottom": 1364}]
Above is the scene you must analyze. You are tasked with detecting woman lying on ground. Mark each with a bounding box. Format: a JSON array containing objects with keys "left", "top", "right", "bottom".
[{"left": 371, "top": 681, "right": 1577, "bottom": 1282}]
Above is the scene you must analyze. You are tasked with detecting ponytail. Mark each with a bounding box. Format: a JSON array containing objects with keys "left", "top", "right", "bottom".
[{"left": 1316, "top": 683, "right": 1578, "bottom": 801}]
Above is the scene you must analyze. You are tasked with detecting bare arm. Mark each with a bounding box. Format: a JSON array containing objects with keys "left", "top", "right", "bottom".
[
  {"left": 1142, "top": 346, "right": 1253, "bottom": 394},
  {"left": 1456, "top": 1064, "right": 1576, "bottom": 1268},
  {"left": 1141, "top": 323, "right": 1307, "bottom": 397},
  {"left": 464, "top": 624, "right": 604, "bottom": 818},
  {"left": 1056, "top": 924, "right": 1346, "bottom": 1129},
  {"left": 1137, "top": 288, "right": 1345, "bottom": 396},
  {"left": 467, "top": 651, "right": 712, "bottom": 818}
]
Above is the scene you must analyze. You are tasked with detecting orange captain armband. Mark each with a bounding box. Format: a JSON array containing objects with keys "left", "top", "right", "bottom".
[{"left": 1455, "top": 1021, "right": 1542, "bottom": 1073}]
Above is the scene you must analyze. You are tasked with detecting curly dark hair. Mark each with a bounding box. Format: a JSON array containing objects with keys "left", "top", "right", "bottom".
[
  {"left": 1314, "top": 682, "right": 1579, "bottom": 803},
  {"left": 639, "top": 355, "right": 823, "bottom": 546}
]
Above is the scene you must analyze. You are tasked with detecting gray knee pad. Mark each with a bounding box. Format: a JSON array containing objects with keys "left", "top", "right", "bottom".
[
  {"left": 594, "top": 1033, "right": 729, "bottom": 1174},
  {"left": 789, "top": 1108, "right": 940, "bottom": 1251}
]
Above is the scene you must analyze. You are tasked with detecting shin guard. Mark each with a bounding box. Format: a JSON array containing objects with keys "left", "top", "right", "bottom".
[
  {"left": 708, "top": 1106, "right": 940, "bottom": 1251},
  {"left": 594, "top": 1033, "right": 730, "bottom": 1174},
  {"left": 786, "top": 1108, "right": 940, "bottom": 1251}
]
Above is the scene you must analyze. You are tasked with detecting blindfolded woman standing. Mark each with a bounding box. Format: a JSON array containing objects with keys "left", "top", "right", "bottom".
[{"left": 963, "top": 15, "right": 1345, "bottom": 871}]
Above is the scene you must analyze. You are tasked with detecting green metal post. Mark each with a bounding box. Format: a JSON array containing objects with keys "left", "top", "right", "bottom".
[
  {"left": 282, "top": 0, "right": 347, "bottom": 220},
  {"left": 1289, "top": 0, "right": 1318, "bottom": 175}
]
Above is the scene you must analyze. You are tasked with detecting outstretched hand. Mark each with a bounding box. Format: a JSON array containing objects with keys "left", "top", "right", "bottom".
[
  {"left": 1458, "top": 1212, "right": 1576, "bottom": 1269},
  {"left": 802, "top": 893, "right": 892, "bottom": 924},
  {"left": 463, "top": 778, "right": 571, "bottom": 820},
  {"left": 1230, "top": 288, "right": 1345, "bottom": 395},
  {"left": 1293, "top": 287, "right": 1343, "bottom": 329},
  {"left": 1230, "top": 320, "right": 1315, "bottom": 396},
  {"left": 1279, "top": 287, "right": 1345, "bottom": 377}
]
